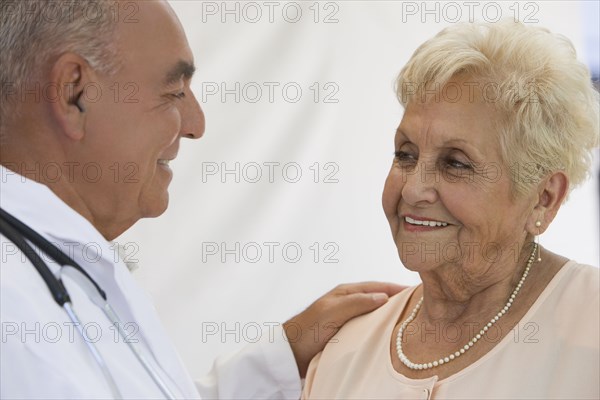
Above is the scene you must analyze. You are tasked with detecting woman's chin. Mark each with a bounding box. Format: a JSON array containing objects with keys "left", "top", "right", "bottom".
[{"left": 398, "top": 254, "right": 441, "bottom": 273}]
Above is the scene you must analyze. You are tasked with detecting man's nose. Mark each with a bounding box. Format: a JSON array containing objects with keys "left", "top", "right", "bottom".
[{"left": 180, "top": 91, "right": 205, "bottom": 139}]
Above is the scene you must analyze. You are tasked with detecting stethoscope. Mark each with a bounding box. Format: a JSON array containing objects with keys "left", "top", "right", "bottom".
[{"left": 0, "top": 207, "right": 176, "bottom": 400}]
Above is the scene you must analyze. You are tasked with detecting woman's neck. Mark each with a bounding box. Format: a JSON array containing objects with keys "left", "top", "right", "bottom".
[{"left": 417, "top": 242, "right": 537, "bottom": 324}]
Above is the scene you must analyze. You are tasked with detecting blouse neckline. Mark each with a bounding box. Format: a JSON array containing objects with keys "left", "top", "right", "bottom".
[{"left": 384, "top": 259, "right": 577, "bottom": 385}]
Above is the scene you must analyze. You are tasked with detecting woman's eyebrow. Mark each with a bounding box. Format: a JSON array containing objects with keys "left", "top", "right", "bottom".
[
  {"left": 395, "top": 127, "right": 410, "bottom": 139},
  {"left": 441, "top": 138, "right": 483, "bottom": 158},
  {"left": 396, "top": 128, "right": 484, "bottom": 159}
]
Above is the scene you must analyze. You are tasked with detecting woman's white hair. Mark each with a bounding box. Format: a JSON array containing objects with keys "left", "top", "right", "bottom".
[
  {"left": 0, "top": 0, "right": 120, "bottom": 125},
  {"left": 397, "top": 20, "right": 600, "bottom": 196}
]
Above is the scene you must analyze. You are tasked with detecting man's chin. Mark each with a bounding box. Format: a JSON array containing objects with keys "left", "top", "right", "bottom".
[{"left": 141, "top": 193, "right": 170, "bottom": 218}]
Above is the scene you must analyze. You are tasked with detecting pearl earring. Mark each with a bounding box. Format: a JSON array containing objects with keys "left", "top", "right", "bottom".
[{"left": 535, "top": 221, "right": 542, "bottom": 262}]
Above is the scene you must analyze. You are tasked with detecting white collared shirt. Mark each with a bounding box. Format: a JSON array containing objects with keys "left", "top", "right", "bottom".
[{"left": 0, "top": 166, "right": 301, "bottom": 399}]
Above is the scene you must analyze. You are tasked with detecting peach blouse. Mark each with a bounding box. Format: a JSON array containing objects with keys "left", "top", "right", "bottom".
[{"left": 303, "top": 261, "right": 599, "bottom": 399}]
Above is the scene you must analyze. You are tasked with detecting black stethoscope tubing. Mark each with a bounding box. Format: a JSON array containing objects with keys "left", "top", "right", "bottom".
[
  {"left": 0, "top": 207, "right": 177, "bottom": 399},
  {"left": 0, "top": 207, "right": 106, "bottom": 304}
]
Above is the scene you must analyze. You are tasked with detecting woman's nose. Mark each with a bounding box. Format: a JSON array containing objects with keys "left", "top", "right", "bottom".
[{"left": 401, "top": 160, "right": 439, "bottom": 206}]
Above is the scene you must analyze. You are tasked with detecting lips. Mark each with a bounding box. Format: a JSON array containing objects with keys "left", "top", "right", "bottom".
[
  {"left": 400, "top": 214, "right": 451, "bottom": 232},
  {"left": 158, "top": 152, "right": 177, "bottom": 167},
  {"left": 404, "top": 216, "right": 448, "bottom": 227}
]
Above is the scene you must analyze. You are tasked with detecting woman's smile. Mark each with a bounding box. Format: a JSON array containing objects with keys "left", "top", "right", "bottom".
[{"left": 402, "top": 215, "right": 451, "bottom": 232}]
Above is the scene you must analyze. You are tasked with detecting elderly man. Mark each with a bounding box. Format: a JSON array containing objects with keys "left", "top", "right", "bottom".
[{"left": 0, "top": 1, "right": 401, "bottom": 398}]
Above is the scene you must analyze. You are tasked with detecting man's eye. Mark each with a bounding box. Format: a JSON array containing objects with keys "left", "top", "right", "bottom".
[{"left": 171, "top": 92, "right": 186, "bottom": 100}]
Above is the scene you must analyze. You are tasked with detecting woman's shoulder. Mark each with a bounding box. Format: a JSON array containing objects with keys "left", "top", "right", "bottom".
[
  {"left": 565, "top": 259, "right": 599, "bottom": 276},
  {"left": 302, "top": 285, "right": 421, "bottom": 397},
  {"left": 531, "top": 259, "right": 599, "bottom": 342},
  {"left": 321, "top": 285, "right": 419, "bottom": 354},
  {"left": 555, "top": 260, "right": 599, "bottom": 295},
  {"left": 344, "top": 286, "right": 419, "bottom": 331}
]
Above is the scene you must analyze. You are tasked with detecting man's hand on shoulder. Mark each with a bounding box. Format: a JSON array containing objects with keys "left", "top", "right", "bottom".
[{"left": 283, "top": 282, "right": 406, "bottom": 378}]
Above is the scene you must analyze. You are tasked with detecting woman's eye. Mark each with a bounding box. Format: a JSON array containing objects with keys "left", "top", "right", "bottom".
[
  {"left": 444, "top": 158, "right": 472, "bottom": 170},
  {"left": 394, "top": 151, "right": 417, "bottom": 162}
]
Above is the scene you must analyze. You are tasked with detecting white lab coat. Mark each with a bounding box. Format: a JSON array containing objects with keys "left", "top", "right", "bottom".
[{"left": 0, "top": 166, "right": 301, "bottom": 399}]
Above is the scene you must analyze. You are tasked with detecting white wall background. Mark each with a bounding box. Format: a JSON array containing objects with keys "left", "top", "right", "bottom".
[{"left": 119, "top": 0, "right": 600, "bottom": 378}]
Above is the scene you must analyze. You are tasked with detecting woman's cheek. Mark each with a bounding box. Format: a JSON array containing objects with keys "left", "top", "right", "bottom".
[{"left": 382, "top": 173, "right": 402, "bottom": 217}]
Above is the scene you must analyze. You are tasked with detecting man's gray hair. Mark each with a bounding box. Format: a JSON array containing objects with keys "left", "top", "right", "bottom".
[{"left": 0, "top": 0, "right": 120, "bottom": 126}]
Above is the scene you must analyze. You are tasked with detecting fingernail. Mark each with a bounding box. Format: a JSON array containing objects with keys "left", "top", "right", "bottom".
[{"left": 372, "top": 293, "right": 389, "bottom": 302}]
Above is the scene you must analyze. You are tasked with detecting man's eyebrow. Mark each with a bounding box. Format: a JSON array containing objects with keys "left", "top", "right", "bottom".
[{"left": 164, "top": 60, "right": 196, "bottom": 86}]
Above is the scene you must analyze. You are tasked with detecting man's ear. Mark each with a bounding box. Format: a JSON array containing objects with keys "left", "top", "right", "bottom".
[
  {"left": 526, "top": 171, "right": 569, "bottom": 235},
  {"left": 47, "top": 53, "right": 93, "bottom": 141}
]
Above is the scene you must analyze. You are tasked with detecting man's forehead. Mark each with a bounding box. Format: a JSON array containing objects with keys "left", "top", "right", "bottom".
[
  {"left": 114, "top": 0, "right": 185, "bottom": 40},
  {"left": 113, "top": 0, "right": 194, "bottom": 83}
]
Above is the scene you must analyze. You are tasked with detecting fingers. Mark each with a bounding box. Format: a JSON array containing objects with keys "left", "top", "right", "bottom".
[
  {"left": 334, "top": 281, "right": 407, "bottom": 296},
  {"left": 331, "top": 292, "right": 393, "bottom": 323},
  {"left": 283, "top": 281, "right": 409, "bottom": 378}
]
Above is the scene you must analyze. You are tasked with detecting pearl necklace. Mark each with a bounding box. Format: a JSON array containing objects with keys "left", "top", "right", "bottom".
[{"left": 396, "top": 243, "right": 538, "bottom": 370}]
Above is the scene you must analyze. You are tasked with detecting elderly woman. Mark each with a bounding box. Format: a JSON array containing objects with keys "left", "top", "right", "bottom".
[{"left": 302, "top": 21, "right": 599, "bottom": 399}]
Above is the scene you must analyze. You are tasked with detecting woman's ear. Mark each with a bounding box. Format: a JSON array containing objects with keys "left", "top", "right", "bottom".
[
  {"left": 526, "top": 171, "right": 569, "bottom": 234},
  {"left": 47, "top": 53, "right": 92, "bottom": 141}
]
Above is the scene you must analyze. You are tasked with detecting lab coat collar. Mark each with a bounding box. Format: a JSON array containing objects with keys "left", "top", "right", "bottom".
[
  {"left": 0, "top": 165, "right": 199, "bottom": 398},
  {"left": 0, "top": 165, "right": 115, "bottom": 267}
]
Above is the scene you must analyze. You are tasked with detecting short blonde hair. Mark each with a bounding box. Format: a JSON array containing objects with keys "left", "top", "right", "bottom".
[{"left": 397, "top": 20, "right": 599, "bottom": 196}]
